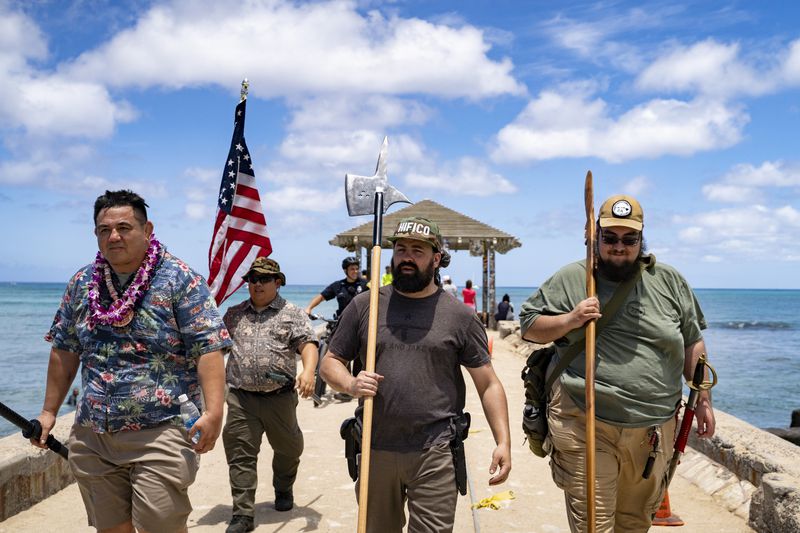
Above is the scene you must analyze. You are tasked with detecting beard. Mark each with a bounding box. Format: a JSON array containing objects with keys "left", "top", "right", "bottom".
[
  {"left": 392, "top": 258, "right": 435, "bottom": 293},
  {"left": 597, "top": 254, "right": 641, "bottom": 282}
]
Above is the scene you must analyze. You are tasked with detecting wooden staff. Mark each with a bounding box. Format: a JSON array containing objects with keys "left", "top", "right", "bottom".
[{"left": 584, "top": 171, "right": 597, "bottom": 532}]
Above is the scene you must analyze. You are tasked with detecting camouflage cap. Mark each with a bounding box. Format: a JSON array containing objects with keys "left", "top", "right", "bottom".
[
  {"left": 598, "top": 194, "right": 644, "bottom": 231},
  {"left": 387, "top": 216, "right": 443, "bottom": 251},
  {"left": 243, "top": 257, "right": 286, "bottom": 285}
]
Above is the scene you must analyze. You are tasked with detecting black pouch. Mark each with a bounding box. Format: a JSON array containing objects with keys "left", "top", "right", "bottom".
[
  {"left": 521, "top": 345, "right": 555, "bottom": 458},
  {"left": 340, "top": 416, "right": 362, "bottom": 482},
  {"left": 449, "top": 412, "right": 471, "bottom": 495}
]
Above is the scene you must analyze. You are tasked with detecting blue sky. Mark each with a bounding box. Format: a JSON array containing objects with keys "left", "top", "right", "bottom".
[{"left": 2, "top": 0, "right": 800, "bottom": 289}]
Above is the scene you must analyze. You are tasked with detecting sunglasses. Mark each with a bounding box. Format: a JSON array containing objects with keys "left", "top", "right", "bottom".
[
  {"left": 600, "top": 232, "right": 641, "bottom": 246},
  {"left": 247, "top": 274, "right": 276, "bottom": 284}
]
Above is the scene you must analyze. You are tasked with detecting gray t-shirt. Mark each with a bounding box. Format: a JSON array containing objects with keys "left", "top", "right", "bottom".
[{"left": 328, "top": 285, "right": 490, "bottom": 452}]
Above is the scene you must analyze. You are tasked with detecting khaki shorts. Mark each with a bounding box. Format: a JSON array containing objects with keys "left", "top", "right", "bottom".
[{"left": 68, "top": 423, "right": 199, "bottom": 532}]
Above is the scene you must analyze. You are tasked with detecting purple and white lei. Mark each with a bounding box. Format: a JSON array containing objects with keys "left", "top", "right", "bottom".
[{"left": 87, "top": 234, "right": 162, "bottom": 328}]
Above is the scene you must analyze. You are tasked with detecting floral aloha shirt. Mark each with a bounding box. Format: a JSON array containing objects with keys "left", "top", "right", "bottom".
[
  {"left": 46, "top": 250, "right": 232, "bottom": 433},
  {"left": 224, "top": 295, "right": 317, "bottom": 393}
]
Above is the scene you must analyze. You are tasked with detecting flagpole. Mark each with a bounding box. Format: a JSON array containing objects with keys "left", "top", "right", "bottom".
[{"left": 240, "top": 78, "right": 249, "bottom": 102}]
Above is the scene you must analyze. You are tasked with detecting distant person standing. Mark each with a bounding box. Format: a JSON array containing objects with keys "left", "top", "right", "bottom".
[
  {"left": 222, "top": 257, "right": 318, "bottom": 532},
  {"left": 33, "top": 189, "right": 230, "bottom": 533},
  {"left": 65, "top": 387, "right": 79, "bottom": 407},
  {"left": 495, "top": 294, "right": 515, "bottom": 321},
  {"left": 381, "top": 265, "right": 393, "bottom": 286},
  {"left": 462, "top": 279, "right": 477, "bottom": 311},
  {"left": 442, "top": 275, "right": 458, "bottom": 298}
]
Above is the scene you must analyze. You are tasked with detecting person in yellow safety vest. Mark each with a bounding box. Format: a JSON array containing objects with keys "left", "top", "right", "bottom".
[{"left": 381, "top": 265, "right": 393, "bottom": 286}]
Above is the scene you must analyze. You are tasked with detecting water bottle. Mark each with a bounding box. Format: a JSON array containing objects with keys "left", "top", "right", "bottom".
[{"left": 178, "top": 394, "right": 201, "bottom": 444}]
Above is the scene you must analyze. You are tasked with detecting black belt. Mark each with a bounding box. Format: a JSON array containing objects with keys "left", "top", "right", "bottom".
[{"left": 234, "top": 385, "right": 294, "bottom": 397}]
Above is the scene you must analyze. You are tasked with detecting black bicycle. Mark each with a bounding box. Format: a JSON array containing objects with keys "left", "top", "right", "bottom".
[{"left": 308, "top": 313, "right": 337, "bottom": 407}]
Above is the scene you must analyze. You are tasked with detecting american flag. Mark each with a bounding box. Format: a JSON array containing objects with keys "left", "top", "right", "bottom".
[{"left": 207, "top": 97, "right": 271, "bottom": 305}]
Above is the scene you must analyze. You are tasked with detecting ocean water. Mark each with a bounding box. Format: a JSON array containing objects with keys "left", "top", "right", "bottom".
[{"left": 0, "top": 282, "right": 798, "bottom": 438}]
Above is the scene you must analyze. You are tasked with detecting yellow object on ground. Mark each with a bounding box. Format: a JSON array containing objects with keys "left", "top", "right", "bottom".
[{"left": 471, "top": 490, "right": 515, "bottom": 510}]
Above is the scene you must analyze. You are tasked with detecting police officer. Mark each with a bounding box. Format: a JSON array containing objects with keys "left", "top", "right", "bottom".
[
  {"left": 305, "top": 257, "right": 369, "bottom": 319},
  {"left": 305, "top": 257, "right": 370, "bottom": 400}
]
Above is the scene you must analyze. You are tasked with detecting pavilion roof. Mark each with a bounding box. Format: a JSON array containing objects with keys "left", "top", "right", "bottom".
[{"left": 329, "top": 199, "right": 521, "bottom": 255}]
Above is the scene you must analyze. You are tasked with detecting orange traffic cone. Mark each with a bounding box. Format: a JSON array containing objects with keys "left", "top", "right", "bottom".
[{"left": 651, "top": 490, "right": 684, "bottom": 526}]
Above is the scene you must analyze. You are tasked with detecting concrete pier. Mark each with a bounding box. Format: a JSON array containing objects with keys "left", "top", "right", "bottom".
[{"left": 0, "top": 331, "right": 785, "bottom": 531}]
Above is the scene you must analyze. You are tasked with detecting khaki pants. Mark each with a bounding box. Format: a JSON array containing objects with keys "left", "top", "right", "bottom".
[
  {"left": 546, "top": 378, "right": 676, "bottom": 533},
  {"left": 223, "top": 388, "right": 304, "bottom": 517},
  {"left": 68, "top": 424, "right": 198, "bottom": 532},
  {"left": 355, "top": 442, "right": 457, "bottom": 533}
]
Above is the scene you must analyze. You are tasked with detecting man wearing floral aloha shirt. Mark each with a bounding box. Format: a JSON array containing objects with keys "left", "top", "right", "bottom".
[{"left": 33, "top": 190, "right": 230, "bottom": 533}]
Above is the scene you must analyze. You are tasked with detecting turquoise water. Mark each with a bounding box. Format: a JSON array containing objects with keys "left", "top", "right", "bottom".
[{"left": 1, "top": 282, "right": 798, "bottom": 437}]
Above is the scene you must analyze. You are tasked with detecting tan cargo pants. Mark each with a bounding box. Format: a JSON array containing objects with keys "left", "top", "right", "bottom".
[{"left": 546, "top": 378, "right": 677, "bottom": 533}]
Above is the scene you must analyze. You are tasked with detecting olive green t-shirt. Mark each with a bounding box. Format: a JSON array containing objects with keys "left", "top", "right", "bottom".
[{"left": 519, "top": 255, "right": 706, "bottom": 427}]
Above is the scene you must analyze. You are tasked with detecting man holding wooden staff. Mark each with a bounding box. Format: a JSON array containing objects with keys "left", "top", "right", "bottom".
[
  {"left": 519, "top": 194, "right": 715, "bottom": 532},
  {"left": 321, "top": 216, "right": 511, "bottom": 533}
]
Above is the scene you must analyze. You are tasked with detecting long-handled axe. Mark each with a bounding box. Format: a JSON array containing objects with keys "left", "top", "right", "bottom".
[
  {"left": 345, "top": 137, "right": 410, "bottom": 533},
  {"left": 0, "top": 400, "right": 69, "bottom": 459}
]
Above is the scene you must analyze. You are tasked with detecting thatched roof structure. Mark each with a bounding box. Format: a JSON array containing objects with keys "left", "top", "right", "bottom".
[
  {"left": 329, "top": 199, "right": 521, "bottom": 255},
  {"left": 329, "top": 199, "right": 521, "bottom": 329}
]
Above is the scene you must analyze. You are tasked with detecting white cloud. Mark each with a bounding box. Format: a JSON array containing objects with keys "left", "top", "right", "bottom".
[
  {"left": 267, "top": 186, "right": 343, "bottom": 213},
  {"left": 702, "top": 183, "right": 760, "bottom": 203},
  {"left": 720, "top": 161, "right": 800, "bottom": 187},
  {"left": 784, "top": 39, "right": 800, "bottom": 83},
  {"left": 702, "top": 161, "right": 800, "bottom": 202},
  {"left": 63, "top": 0, "right": 524, "bottom": 99},
  {"left": 675, "top": 204, "right": 800, "bottom": 261},
  {"left": 542, "top": 6, "right": 680, "bottom": 73},
  {"left": 184, "top": 203, "right": 209, "bottom": 220},
  {"left": 0, "top": 6, "right": 136, "bottom": 139},
  {"left": 404, "top": 157, "right": 516, "bottom": 197},
  {"left": 623, "top": 176, "right": 650, "bottom": 196},
  {"left": 491, "top": 90, "right": 748, "bottom": 163},
  {"left": 636, "top": 39, "right": 780, "bottom": 97},
  {"left": 279, "top": 130, "right": 425, "bottom": 174},
  {"left": 287, "top": 95, "right": 431, "bottom": 132}
]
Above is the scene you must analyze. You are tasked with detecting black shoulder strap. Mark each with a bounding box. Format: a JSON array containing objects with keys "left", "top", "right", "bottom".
[{"left": 544, "top": 263, "right": 644, "bottom": 392}]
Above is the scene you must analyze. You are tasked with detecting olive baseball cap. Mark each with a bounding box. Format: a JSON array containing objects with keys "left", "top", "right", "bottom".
[
  {"left": 243, "top": 257, "right": 286, "bottom": 285},
  {"left": 387, "top": 216, "right": 442, "bottom": 251},
  {"left": 598, "top": 195, "right": 644, "bottom": 231}
]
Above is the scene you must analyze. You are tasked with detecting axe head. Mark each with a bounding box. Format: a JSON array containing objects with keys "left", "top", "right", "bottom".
[{"left": 345, "top": 137, "right": 411, "bottom": 216}]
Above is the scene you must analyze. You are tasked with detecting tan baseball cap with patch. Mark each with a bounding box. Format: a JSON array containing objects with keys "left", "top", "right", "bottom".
[{"left": 598, "top": 195, "right": 644, "bottom": 231}]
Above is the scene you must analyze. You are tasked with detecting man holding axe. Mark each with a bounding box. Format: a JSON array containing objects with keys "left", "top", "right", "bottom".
[
  {"left": 519, "top": 194, "right": 715, "bottom": 532},
  {"left": 322, "top": 217, "right": 511, "bottom": 532}
]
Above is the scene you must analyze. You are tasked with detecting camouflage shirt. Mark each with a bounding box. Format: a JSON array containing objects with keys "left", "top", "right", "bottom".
[
  {"left": 224, "top": 295, "right": 317, "bottom": 393},
  {"left": 46, "top": 250, "right": 232, "bottom": 433}
]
